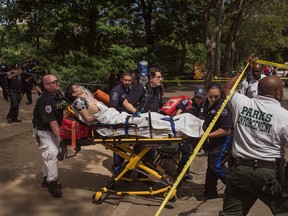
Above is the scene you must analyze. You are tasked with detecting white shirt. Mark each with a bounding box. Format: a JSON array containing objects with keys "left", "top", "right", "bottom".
[
  {"left": 239, "top": 74, "right": 266, "bottom": 98},
  {"left": 228, "top": 92, "right": 288, "bottom": 161}
]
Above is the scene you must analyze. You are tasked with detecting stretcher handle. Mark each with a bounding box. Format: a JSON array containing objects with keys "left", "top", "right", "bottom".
[{"left": 155, "top": 61, "right": 251, "bottom": 216}]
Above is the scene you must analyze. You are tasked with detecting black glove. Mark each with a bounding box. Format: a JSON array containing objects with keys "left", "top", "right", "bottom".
[{"left": 262, "top": 179, "right": 282, "bottom": 196}]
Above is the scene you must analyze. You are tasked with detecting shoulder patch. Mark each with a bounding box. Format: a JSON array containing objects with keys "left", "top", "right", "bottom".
[
  {"left": 221, "top": 109, "right": 228, "bottom": 116},
  {"left": 45, "top": 105, "right": 52, "bottom": 113},
  {"left": 112, "top": 92, "right": 119, "bottom": 101}
]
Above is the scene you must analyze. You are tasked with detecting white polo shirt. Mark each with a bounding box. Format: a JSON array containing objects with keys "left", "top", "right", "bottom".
[{"left": 228, "top": 92, "right": 288, "bottom": 161}]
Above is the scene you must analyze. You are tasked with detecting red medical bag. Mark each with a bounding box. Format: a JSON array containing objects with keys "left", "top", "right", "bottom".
[{"left": 160, "top": 95, "right": 192, "bottom": 116}]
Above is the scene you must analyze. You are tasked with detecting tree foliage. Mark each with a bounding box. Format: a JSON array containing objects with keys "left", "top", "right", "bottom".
[{"left": 0, "top": 0, "right": 287, "bottom": 87}]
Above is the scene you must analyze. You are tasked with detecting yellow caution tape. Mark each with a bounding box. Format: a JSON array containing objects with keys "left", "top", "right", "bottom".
[
  {"left": 155, "top": 61, "right": 250, "bottom": 216},
  {"left": 256, "top": 60, "right": 288, "bottom": 69}
]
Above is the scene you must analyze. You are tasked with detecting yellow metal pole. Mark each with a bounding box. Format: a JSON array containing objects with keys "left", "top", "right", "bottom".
[{"left": 155, "top": 62, "right": 250, "bottom": 216}]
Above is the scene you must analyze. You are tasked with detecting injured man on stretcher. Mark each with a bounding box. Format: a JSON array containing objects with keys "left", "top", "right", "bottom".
[{"left": 64, "top": 84, "right": 204, "bottom": 138}]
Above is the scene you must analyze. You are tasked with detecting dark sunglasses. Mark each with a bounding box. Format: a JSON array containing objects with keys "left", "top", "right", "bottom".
[{"left": 48, "top": 80, "right": 60, "bottom": 84}]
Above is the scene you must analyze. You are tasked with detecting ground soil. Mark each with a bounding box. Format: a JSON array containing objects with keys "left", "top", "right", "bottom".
[{"left": 1, "top": 85, "right": 288, "bottom": 216}]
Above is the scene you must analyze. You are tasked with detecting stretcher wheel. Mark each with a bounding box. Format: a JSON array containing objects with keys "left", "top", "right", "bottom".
[
  {"left": 92, "top": 192, "right": 103, "bottom": 204},
  {"left": 164, "top": 190, "right": 177, "bottom": 203}
]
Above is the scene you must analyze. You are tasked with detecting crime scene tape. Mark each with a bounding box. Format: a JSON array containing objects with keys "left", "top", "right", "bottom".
[
  {"left": 256, "top": 60, "right": 288, "bottom": 69},
  {"left": 155, "top": 61, "right": 251, "bottom": 216}
]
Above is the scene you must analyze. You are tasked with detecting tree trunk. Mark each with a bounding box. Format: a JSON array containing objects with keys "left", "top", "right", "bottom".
[
  {"left": 179, "top": 38, "right": 187, "bottom": 75},
  {"left": 87, "top": 4, "right": 99, "bottom": 57},
  {"left": 140, "top": 0, "right": 155, "bottom": 47}
]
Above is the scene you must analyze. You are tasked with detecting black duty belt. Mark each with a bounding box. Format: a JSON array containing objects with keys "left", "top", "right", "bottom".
[
  {"left": 9, "top": 89, "right": 21, "bottom": 93},
  {"left": 232, "top": 157, "right": 277, "bottom": 169}
]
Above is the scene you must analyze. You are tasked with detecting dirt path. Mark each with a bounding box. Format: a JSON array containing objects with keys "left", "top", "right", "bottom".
[{"left": 1, "top": 86, "right": 288, "bottom": 216}]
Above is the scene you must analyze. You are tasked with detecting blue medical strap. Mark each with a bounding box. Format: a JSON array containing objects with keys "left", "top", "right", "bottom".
[
  {"left": 124, "top": 115, "right": 131, "bottom": 136},
  {"left": 160, "top": 116, "right": 179, "bottom": 137}
]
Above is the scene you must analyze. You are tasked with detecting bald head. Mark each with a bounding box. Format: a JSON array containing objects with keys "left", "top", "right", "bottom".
[
  {"left": 43, "top": 74, "right": 60, "bottom": 94},
  {"left": 258, "top": 75, "right": 283, "bottom": 101}
]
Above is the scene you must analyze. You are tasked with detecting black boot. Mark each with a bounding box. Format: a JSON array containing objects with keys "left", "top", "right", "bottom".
[
  {"left": 41, "top": 176, "right": 49, "bottom": 188},
  {"left": 48, "top": 180, "right": 62, "bottom": 198}
]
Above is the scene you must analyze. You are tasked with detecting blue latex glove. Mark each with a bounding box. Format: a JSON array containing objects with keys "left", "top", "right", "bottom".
[{"left": 133, "top": 111, "right": 141, "bottom": 117}]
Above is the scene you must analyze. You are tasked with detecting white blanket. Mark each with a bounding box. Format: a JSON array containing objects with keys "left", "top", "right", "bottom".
[{"left": 74, "top": 102, "right": 204, "bottom": 138}]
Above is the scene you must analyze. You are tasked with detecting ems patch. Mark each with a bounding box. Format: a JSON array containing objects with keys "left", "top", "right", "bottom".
[
  {"left": 221, "top": 109, "right": 228, "bottom": 116},
  {"left": 45, "top": 105, "right": 52, "bottom": 113},
  {"left": 112, "top": 92, "right": 119, "bottom": 101}
]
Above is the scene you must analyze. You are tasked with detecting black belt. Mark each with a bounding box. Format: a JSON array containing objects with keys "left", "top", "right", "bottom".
[
  {"left": 9, "top": 89, "right": 21, "bottom": 93},
  {"left": 232, "top": 157, "right": 277, "bottom": 169},
  {"left": 33, "top": 126, "right": 50, "bottom": 131}
]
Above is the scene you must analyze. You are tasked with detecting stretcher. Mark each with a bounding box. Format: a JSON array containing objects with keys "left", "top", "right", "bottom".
[{"left": 59, "top": 106, "right": 195, "bottom": 204}]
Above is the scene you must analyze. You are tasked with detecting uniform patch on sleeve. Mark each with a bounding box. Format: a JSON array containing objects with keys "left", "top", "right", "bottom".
[
  {"left": 112, "top": 92, "right": 119, "bottom": 101},
  {"left": 45, "top": 105, "right": 52, "bottom": 113},
  {"left": 221, "top": 109, "right": 228, "bottom": 116}
]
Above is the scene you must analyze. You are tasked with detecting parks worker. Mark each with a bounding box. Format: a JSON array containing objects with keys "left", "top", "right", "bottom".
[{"left": 220, "top": 72, "right": 288, "bottom": 215}]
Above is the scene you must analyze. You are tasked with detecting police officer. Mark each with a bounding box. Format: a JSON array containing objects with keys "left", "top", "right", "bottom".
[
  {"left": 0, "top": 56, "right": 9, "bottom": 102},
  {"left": 221, "top": 74, "right": 288, "bottom": 215},
  {"left": 32, "top": 74, "right": 64, "bottom": 198},
  {"left": 109, "top": 71, "right": 133, "bottom": 173},
  {"left": 200, "top": 82, "right": 233, "bottom": 200},
  {"left": 20, "top": 63, "right": 37, "bottom": 105},
  {"left": 6, "top": 64, "right": 23, "bottom": 123}
]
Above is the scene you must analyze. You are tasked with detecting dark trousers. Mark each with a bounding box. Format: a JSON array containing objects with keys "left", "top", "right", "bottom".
[
  {"left": 177, "top": 140, "right": 194, "bottom": 174},
  {"left": 7, "top": 91, "right": 22, "bottom": 120},
  {"left": 204, "top": 152, "right": 229, "bottom": 195},
  {"left": 0, "top": 77, "right": 9, "bottom": 100},
  {"left": 22, "top": 84, "right": 33, "bottom": 103},
  {"left": 220, "top": 166, "right": 288, "bottom": 215},
  {"left": 112, "top": 153, "right": 124, "bottom": 174}
]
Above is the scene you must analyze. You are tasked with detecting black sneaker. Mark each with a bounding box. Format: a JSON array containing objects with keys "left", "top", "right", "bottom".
[
  {"left": 183, "top": 173, "right": 193, "bottom": 181},
  {"left": 12, "top": 119, "right": 22, "bottom": 123},
  {"left": 41, "top": 176, "right": 49, "bottom": 188},
  {"left": 7, "top": 118, "right": 12, "bottom": 123},
  {"left": 198, "top": 193, "right": 218, "bottom": 201},
  {"left": 48, "top": 180, "right": 62, "bottom": 198}
]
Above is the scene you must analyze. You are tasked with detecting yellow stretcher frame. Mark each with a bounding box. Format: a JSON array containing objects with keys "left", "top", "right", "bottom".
[
  {"left": 89, "top": 136, "right": 183, "bottom": 204},
  {"left": 60, "top": 109, "right": 186, "bottom": 204}
]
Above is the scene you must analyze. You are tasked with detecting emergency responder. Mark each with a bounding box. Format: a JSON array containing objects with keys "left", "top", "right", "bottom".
[
  {"left": 20, "top": 63, "right": 37, "bottom": 105},
  {"left": 32, "top": 74, "right": 64, "bottom": 198},
  {"left": 199, "top": 82, "right": 233, "bottom": 200},
  {"left": 6, "top": 64, "right": 23, "bottom": 123},
  {"left": 123, "top": 67, "right": 163, "bottom": 114},
  {"left": 220, "top": 74, "right": 288, "bottom": 215},
  {"left": 0, "top": 56, "right": 9, "bottom": 102},
  {"left": 175, "top": 87, "right": 206, "bottom": 181},
  {"left": 123, "top": 67, "right": 164, "bottom": 179},
  {"left": 109, "top": 71, "right": 133, "bottom": 174},
  {"left": 240, "top": 59, "right": 266, "bottom": 98}
]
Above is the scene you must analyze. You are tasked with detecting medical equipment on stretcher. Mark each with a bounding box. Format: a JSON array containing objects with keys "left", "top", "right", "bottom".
[{"left": 59, "top": 106, "right": 192, "bottom": 204}]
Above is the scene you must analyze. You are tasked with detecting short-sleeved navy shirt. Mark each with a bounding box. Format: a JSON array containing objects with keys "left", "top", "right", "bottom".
[
  {"left": 32, "top": 89, "right": 64, "bottom": 130},
  {"left": 203, "top": 98, "right": 233, "bottom": 149},
  {"left": 109, "top": 82, "right": 130, "bottom": 112},
  {"left": 127, "top": 83, "right": 162, "bottom": 113}
]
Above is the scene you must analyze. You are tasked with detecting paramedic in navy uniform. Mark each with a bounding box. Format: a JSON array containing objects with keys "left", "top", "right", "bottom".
[
  {"left": 109, "top": 71, "right": 133, "bottom": 174},
  {"left": 200, "top": 82, "right": 233, "bottom": 200},
  {"left": 32, "top": 74, "right": 64, "bottom": 198},
  {"left": 220, "top": 74, "right": 288, "bottom": 215}
]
